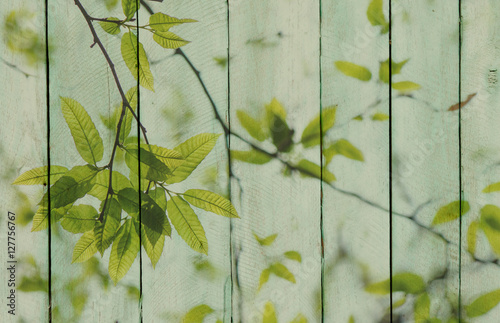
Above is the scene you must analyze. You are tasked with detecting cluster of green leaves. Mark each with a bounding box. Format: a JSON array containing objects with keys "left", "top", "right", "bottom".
[
  {"left": 233, "top": 98, "right": 364, "bottom": 182},
  {"left": 253, "top": 233, "right": 302, "bottom": 291},
  {"left": 13, "top": 93, "right": 238, "bottom": 283},
  {"left": 98, "top": 0, "right": 196, "bottom": 92},
  {"left": 261, "top": 302, "right": 308, "bottom": 323}
]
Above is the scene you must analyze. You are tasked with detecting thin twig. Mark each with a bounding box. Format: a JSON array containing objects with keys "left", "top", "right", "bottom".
[{"left": 1, "top": 57, "right": 34, "bottom": 78}]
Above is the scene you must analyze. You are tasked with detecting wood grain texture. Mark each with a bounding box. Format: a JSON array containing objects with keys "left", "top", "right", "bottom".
[
  {"left": 321, "top": 1, "right": 390, "bottom": 321},
  {"left": 229, "top": 0, "right": 321, "bottom": 321},
  {"left": 0, "top": 1, "right": 49, "bottom": 321},
  {"left": 392, "top": 0, "right": 460, "bottom": 321}
]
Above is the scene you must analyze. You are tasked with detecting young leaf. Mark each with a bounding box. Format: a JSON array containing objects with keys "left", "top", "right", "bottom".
[
  {"left": 141, "top": 224, "right": 165, "bottom": 268},
  {"left": 166, "top": 133, "right": 221, "bottom": 184},
  {"left": 270, "top": 262, "right": 296, "bottom": 283},
  {"left": 119, "top": 87, "right": 138, "bottom": 143},
  {"left": 432, "top": 201, "right": 470, "bottom": 225},
  {"left": 141, "top": 144, "right": 184, "bottom": 169},
  {"left": 263, "top": 302, "right": 277, "bottom": 323},
  {"left": 301, "top": 106, "right": 337, "bottom": 148},
  {"left": 121, "top": 0, "right": 139, "bottom": 21},
  {"left": 121, "top": 32, "right": 154, "bottom": 92},
  {"left": 61, "top": 204, "right": 98, "bottom": 234},
  {"left": 61, "top": 97, "right": 104, "bottom": 165},
  {"left": 372, "top": 112, "right": 389, "bottom": 121},
  {"left": 284, "top": 251, "right": 302, "bottom": 263},
  {"left": 95, "top": 198, "right": 122, "bottom": 255},
  {"left": 149, "top": 13, "right": 196, "bottom": 31},
  {"left": 236, "top": 110, "right": 268, "bottom": 141},
  {"left": 258, "top": 268, "right": 271, "bottom": 291},
  {"left": 466, "top": 289, "right": 500, "bottom": 317},
  {"left": 414, "top": 292, "right": 430, "bottom": 322},
  {"left": 124, "top": 146, "right": 172, "bottom": 182},
  {"left": 348, "top": 316, "right": 355, "bottom": 323},
  {"left": 183, "top": 189, "right": 239, "bottom": 218},
  {"left": 290, "top": 314, "right": 308, "bottom": 323},
  {"left": 365, "top": 273, "right": 425, "bottom": 295},
  {"left": 153, "top": 31, "right": 190, "bottom": 49},
  {"left": 98, "top": 17, "right": 121, "bottom": 35},
  {"left": 392, "top": 81, "right": 421, "bottom": 93},
  {"left": 13, "top": 165, "right": 68, "bottom": 185},
  {"left": 480, "top": 204, "right": 500, "bottom": 255},
  {"left": 296, "top": 159, "right": 336, "bottom": 183},
  {"left": 265, "top": 98, "right": 287, "bottom": 122},
  {"left": 181, "top": 304, "right": 214, "bottom": 323},
  {"left": 367, "top": 0, "right": 386, "bottom": 26},
  {"left": 109, "top": 219, "right": 140, "bottom": 284},
  {"left": 88, "top": 170, "right": 132, "bottom": 201},
  {"left": 167, "top": 196, "right": 208, "bottom": 255},
  {"left": 483, "top": 182, "right": 500, "bottom": 193},
  {"left": 328, "top": 139, "right": 364, "bottom": 162},
  {"left": 31, "top": 205, "right": 69, "bottom": 232},
  {"left": 379, "top": 58, "right": 409, "bottom": 83},
  {"left": 230, "top": 150, "right": 272, "bottom": 165},
  {"left": 269, "top": 114, "right": 294, "bottom": 152},
  {"left": 467, "top": 220, "right": 479, "bottom": 256},
  {"left": 48, "top": 165, "right": 98, "bottom": 209},
  {"left": 335, "top": 61, "right": 372, "bottom": 81},
  {"left": 72, "top": 231, "right": 97, "bottom": 263},
  {"left": 254, "top": 233, "right": 278, "bottom": 246}
]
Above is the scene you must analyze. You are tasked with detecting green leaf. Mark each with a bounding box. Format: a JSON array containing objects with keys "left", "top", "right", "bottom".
[
  {"left": 414, "top": 292, "right": 430, "bottom": 322},
  {"left": 348, "top": 316, "right": 355, "bottom": 323},
  {"left": 480, "top": 204, "right": 500, "bottom": 255},
  {"left": 367, "top": 0, "right": 389, "bottom": 33},
  {"left": 61, "top": 204, "right": 98, "bottom": 233},
  {"left": 335, "top": 61, "right": 372, "bottom": 81},
  {"left": 149, "top": 187, "right": 167, "bottom": 211},
  {"left": 48, "top": 165, "right": 98, "bottom": 209},
  {"left": 230, "top": 150, "right": 272, "bottom": 165},
  {"left": 167, "top": 196, "right": 208, "bottom": 255},
  {"left": 166, "top": 133, "right": 221, "bottom": 184},
  {"left": 183, "top": 189, "right": 239, "bottom": 218},
  {"left": 327, "top": 139, "right": 364, "bottom": 162},
  {"left": 379, "top": 59, "right": 409, "bottom": 83},
  {"left": 466, "top": 289, "right": 500, "bottom": 317},
  {"left": 237, "top": 110, "right": 268, "bottom": 141},
  {"left": 372, "top": 112, "right": 389, "bottom": 121},
  {"left": 254, "top": 233, "right": 278, "bottom": 246},
  {"left": 270, "top": 114, "right": 294, "bottom": 152},
  {"left": 392, "top": 81, "right": 421, "bottom": 93},
  {"left": 284, "top": 251, "right": 302, "bottom": 263},
  {"left": 153, "top": 31, "right": 190, "bottom": 49},
  {"left": 88, "top": 170, "right": 132, "bottom": 201},
  {"left": 432, "top": 201, "right": 470, "bottom": 225},
  {"left": 141, "top": 192, "right": 171, "bottom": 245},
  {"left": 61, "top": 97, "right": 104, "bottom": 165},
  {"left": 181, "top": 304, "right": 214, "bottom": 323},
  {"left": 13, "top": 165, "right": 68, "bottom": 185},
  {"left": 365, "top": 273, "right": 425, "bottom": 295},
  {"left": 141, "top": 224, "right": 165, "bottom": 268},
  {"left": 140, "top": 144, "right": 184, "bottom": 169},
  {"left": 121, "top": 32, "right": 154, "bottom": 92},
  {"left": 104, "top": 0, "right": 119, "bottom": 10},
  {"left": 301, "top": 106, "right": 337, "bottom": 148},
  {"left": 31, "top": 205, "right": 69, "bottom": 232},
  {"left": 98, "top": 17, "right": 121, "bottom": 35},
  {"left": 265, "top": 98, "right": 287, "bottom": 122},
  {"left": 483, "top": 182, "right": 500, "bottom": 193},
  {"left": 263, "top": 302, "right": 277, "bottom": 323},
  {"left": 121, "top": 0, "right": 139, "bottom": 21},
  {"left": 296, "top": 159, "right": 336, "bottom": 183},
  {"left": 117, "top": 187, "right": 139, "bottom": 214},
  {"left": 270, "top": 262, "right": 296, "bottom": 283},
  {"left": 290, "top": 314, "right": 308, "bottom": 323},
  {"left": 258, "top": 268, "right": 271, "bottom": 291},
  {"left": 119, "top": 86, "right": 138, "bottom": 144},
  {"left": 94, "top": 198, "right": 122, "bottom": 255},
  {"left": 72, "top": 231, "right": 97, "bottom": 263},
  {"left": 467, "top": 220, "right": 479, "bottom": 256},
  {"left": 124, "top": 146, "right": 172, "bottom": 182},
  {"left": 109, "top": 219, "right": 140, "bottom": 284},
  {"left": 149, "top": 13, "right": 197, "bottom": 32}
]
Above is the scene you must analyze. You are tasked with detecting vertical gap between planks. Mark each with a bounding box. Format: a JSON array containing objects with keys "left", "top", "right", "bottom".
[
  {"left": 136, "top": 1, "right": 143, "bottom": 321},
  {"left": 319, "top": 0, "right": 325, "bottom": 321},
  {"left": 389, "top": 0, "right": 393, "bottom": 321},
  {"left": 458, "top": 0, "right": 463, "bottom": 319},
  {"left": 45, "top": 0, "right": 52, "bottom": 321}
]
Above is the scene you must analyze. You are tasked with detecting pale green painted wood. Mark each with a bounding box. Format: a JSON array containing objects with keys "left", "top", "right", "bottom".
[
  {"left": 137, "top": 1, "right": 231, "bottom": 322},
  {"left": 229, "top": 1, "right": 321, "bottom": 322},
  {"left": 48, "top": 0, "right": 140, "bottom": 321},
  {"left": 321, "top": 1, "right": 391, "bottom": 322},
  {"left": 461, "top": 1, "right": 500, "bottom": 321},
  {"left": 392, "top": 0, "right": 460, "bottom": 321},
  {"left": 0, "top": 1, "right": 49, "bottom": 321}
]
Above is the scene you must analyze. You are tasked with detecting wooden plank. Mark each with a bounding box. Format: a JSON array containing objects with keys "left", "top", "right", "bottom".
[
  {"left": 0, "top": 1, "right": 49, "bottom": 321},
  {"left": 321, "top": 1, "right": 391, "bottom": 321},
  {"left": 228, "top": 1, "right": 321, "bottom": 321},
  {"left": 137, "top": 1, "right": 231, "bottom": 322},
  {"left": 48, "top": 0, "right": 141, "bottom": 321},
  {"left": 461, "top": 0, "right": 500, "bottom": 320},
  {"left": 391, "top": 1, "right": 460, "bottom": 321}
]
